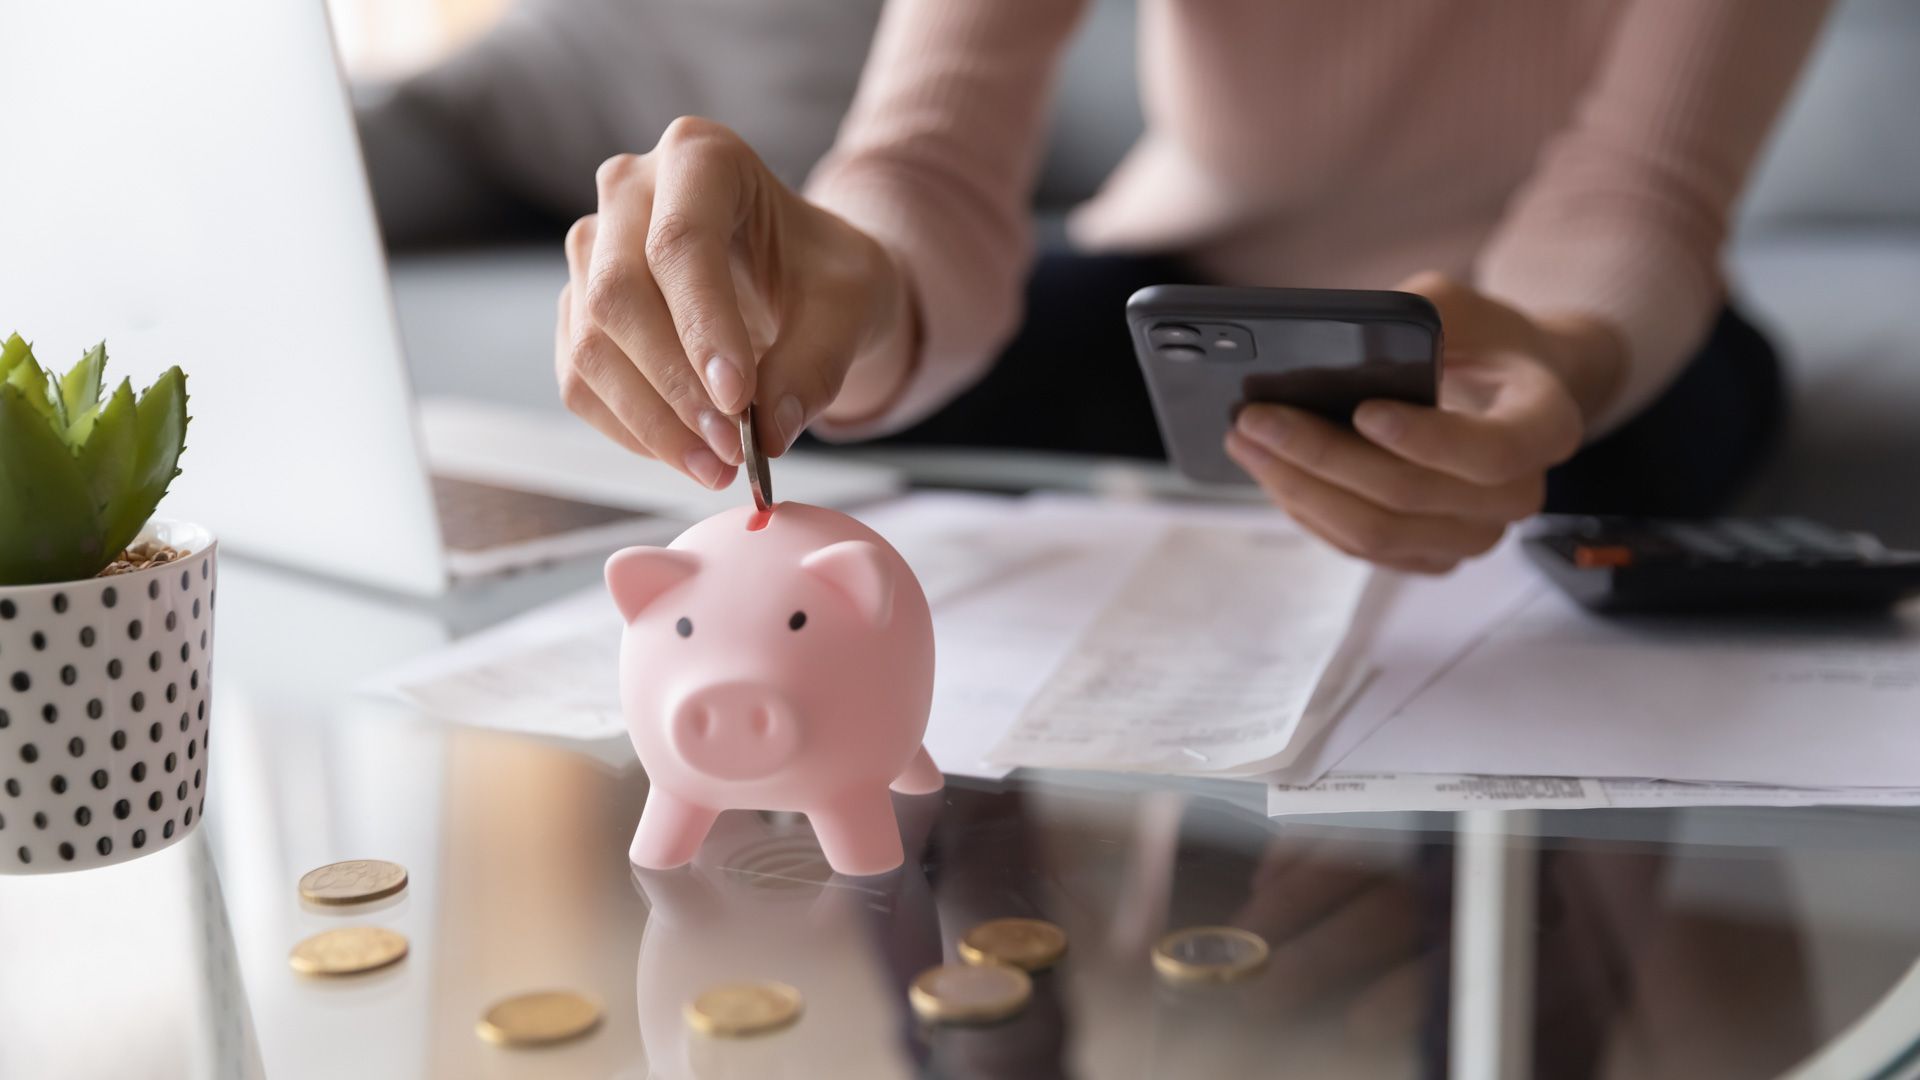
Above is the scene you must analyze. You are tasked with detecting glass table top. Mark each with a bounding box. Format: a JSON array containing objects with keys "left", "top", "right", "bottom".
[{"left": 5, "top": 546, "right": 1920, "bottom": 1080}]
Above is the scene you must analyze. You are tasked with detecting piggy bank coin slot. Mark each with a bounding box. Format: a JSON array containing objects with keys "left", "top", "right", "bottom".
[{"left": 747, "top": 506, "right": 774, "bottom": 532}]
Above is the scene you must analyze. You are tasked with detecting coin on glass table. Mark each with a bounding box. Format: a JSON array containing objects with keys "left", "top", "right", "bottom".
[
  {"left": 957, "top": 917, "right": 1068, "bottom": 972},
  {"left": 909, "top": 962, "right": 1032, "bottom": 1025},
  {"left": 685, "top": 981, "right": 804, "bottom": 1038},
  {"left": 1151, "top": 926, "right": 1270, "bottom": 985},
  {"left": 477, "top": 990, "right": 604, "bottom": 1047},
  {"left": 298, "top": 859, "right": 409, "bottom": 906},
  {"left": 737, "top": 405, "right": 773, "bottom": 511},
  {"left": 288, "top": 926, "right": 409, "bottom": 976}
]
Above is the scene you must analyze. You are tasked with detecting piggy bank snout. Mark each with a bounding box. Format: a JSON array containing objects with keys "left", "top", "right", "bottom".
[{"left": 666, "top": 682, "right": 801, "bottom": 781}]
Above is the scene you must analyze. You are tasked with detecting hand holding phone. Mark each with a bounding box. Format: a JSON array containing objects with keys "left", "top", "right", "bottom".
[
  {"left": 1128, "top": 284, "right": 1442, "bottom": 485},
  {"left": 1132, "top": 277, "right": 1593, "bottom": 574}
]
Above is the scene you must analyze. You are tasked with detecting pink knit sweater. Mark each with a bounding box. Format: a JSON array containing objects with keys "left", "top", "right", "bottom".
[{"left": 806, "top": 0, "right": 1829, "bottom": 437}]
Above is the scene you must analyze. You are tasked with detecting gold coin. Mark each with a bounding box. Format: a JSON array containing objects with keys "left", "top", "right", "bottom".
[
  {"left": 476, "top": 990, "right": 604, "bottom": 1047},
  {"left": 908, "top": 962, "right": 1032, "bottom": 1025},
  {"left": 685, "top": 981, "right": 804, "bottom": 1038},
  {"left": 288, "top": 926, "right": 409, "bottom": 976},
  {"left": 298, "top": 859, "right": 409, "bottom": 905},
  {"left": 957, "top": 917, "right": 1068, "bottom": 972},
  {"left": 738, "top": 405, "right": 773, "bottom": 511},
  {"left": 1151, "top": 926, "right": 1270, "bottom": 985}
]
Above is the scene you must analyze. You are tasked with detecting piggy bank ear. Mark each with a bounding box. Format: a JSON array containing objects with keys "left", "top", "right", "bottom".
[
  {"left": 800, "top": 540, "right": 892, "bottom": 625},
  {"left": 605, "top": 547, "right": 700, "bottom": 624}
]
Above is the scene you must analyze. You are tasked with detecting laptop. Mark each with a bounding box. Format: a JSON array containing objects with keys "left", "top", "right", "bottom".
[{"left": 0, "top": 0, "right": 897, "bottom": 595}]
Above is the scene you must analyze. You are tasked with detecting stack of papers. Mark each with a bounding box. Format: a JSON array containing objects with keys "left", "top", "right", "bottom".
[
  {"left": 372, "top": 493, "right": 1373, "bottom": 781},
  {"left": 371, "top": 491, "right": 1920, "bottom": 814},
  {"left": 1268, "top": 539, "right": 1920, "bottom": 813}
]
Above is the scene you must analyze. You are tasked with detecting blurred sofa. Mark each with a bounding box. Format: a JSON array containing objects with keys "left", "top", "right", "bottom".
[{"left": 380, "top": 0, "right": 1920, "bottom": 542}]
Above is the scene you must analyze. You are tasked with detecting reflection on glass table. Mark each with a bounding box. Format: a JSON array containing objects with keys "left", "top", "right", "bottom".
[{"left": 4, "top": 551, "right": 1920, "bottom": 1080}]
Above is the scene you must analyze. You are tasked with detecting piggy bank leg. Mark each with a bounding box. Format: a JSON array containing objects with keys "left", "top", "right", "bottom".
[
  {"left": 889, "top": 744, "right": 944, "bottom": 796},
  {"left": 629, "top": 790, "right": 720, "bottom": 870},
  {"left": 809, "top": 789, "right": 905, "bottom": 877}
]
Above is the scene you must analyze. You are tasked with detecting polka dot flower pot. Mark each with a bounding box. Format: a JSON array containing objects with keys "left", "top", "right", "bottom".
[{"left": 1, "top": 521, "right": 215, "bottom": 874}]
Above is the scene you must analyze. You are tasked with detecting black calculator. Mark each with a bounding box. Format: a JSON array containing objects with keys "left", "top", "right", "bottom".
[{"left": 1522, "top": 516, "right": 1920, "bottom": 614}]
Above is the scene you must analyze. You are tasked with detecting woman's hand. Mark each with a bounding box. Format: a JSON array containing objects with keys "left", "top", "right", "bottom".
[
  {"left": 556, "top": 117, "right": 912, "bottom": 488},
  {"left": 1225, "top": 272, "right": 1624, "bottom": 574}
]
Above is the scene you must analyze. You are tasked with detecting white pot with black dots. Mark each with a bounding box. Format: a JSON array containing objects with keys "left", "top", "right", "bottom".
[{"left": 0, "top": 521, "right": 216, "bottom": 873}]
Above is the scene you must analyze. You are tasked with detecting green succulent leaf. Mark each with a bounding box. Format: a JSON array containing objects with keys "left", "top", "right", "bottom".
[
  {"left": 77, "top": 378, "right": 136, "bottom": 521},
  {"left": 63, "top": 398, "right": 103, "bottom": 449},
  {"left": 60, "top": 342, "right": 106, "bottom": 422},
  {"left": 5, "top": 356, "right": 64, "bottom": 428},
  {"left": 100, "top": 366, "right": 188, "bottom": 557},
  {"left": 0, "top": 333, "right": 31, "bottom": 380},
  {"left": 0, "top": 382, "right": 108, "bottom": 584},
  {"left": 0, "top": 336, "right": 190, "bottom": 585}
]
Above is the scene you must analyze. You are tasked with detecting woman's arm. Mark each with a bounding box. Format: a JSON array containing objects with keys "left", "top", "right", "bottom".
[
  {"left": 806, "top": 0, "right": 1089, "bottom": 435},
  {"left": 1227, "top": 3, "right": 1831, "bottom": 574},
  {"left": 1474, "top": 0, "right": 1832, "bottom": 434}
]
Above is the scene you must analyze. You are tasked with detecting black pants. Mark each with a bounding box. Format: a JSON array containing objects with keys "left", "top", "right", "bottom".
[{"left": 875, "top": 253, "right": 1785, "bottom": 516}]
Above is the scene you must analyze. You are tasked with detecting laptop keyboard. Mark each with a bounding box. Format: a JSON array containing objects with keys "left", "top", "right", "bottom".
[{"left": 430, "top": 475, "right": 649, "bottom": 553}]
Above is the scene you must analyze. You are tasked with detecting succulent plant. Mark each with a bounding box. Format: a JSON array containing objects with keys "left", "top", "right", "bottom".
[{"left": 0, "top": 332, "right": 188, "bottom": 585}]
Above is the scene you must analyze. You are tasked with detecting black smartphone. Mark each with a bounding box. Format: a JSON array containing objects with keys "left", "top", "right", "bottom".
[{"left": 1127, "top": 284, "right": 1441, "bottom": 485}]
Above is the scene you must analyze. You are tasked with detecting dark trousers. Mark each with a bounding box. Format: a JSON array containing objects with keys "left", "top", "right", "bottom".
[{"left": 876, "top": 253, "right": 1785, "bottom": 516}]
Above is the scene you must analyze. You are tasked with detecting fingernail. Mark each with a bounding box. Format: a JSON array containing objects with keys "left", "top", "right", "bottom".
[
  {"left": 1236, "top": 406, "right": 1291, "bottom": 453},
  {"left": 774, "top": 394, "right": 804, "bottom": 451},
  {"left": 704, "top": 355, "right": 745, "bottom": 413},
  {"left": 1223, "top": 430, "right": 1272, "bottom": 465},
  {"left": 697, "top": 408, "right": 740, "bottom": 464},
  {"left": 684, "top": 446, "right": 727, "bottom": 489},
  {"left": 1354, "top": 403, "right": 1405, "bottom": 444}
]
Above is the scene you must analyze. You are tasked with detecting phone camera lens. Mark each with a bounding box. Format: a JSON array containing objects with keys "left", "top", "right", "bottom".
[
  {"left": 1151, "top": 323, "right": 1200, "bottom": 346},
  {"left": 1159, "top": 344, "right": 1205, "bottom": 363},
  {"left": 1213, "top": 338, "right": 1239, "bottom": 351}
]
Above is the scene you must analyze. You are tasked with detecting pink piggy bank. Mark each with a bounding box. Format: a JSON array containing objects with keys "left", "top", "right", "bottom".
[{"left": 607, "top": 502, "right": 942, "bottom": 876}]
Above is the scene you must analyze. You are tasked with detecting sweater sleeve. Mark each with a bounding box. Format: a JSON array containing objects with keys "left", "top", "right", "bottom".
[
  {"left": 1474, "top": 0, "right": 1830, "bottom": 433},
  {"left": 803, "top": 0, "right": 1087, "bottom": 439}
]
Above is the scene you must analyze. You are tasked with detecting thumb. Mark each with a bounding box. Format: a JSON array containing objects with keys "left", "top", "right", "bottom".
[{"left": 1395, "top": 270, "right": 1537, "bottom": 358}]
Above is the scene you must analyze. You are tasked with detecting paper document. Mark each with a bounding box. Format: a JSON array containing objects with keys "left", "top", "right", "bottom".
[
  {"left": 988, "top": 524, "right": 1371, "bottom": 774},
  {"left": 1265, "top": 536, "right": 1541, "bottom": 784},
  {"left": 861, "top": 494, "right": 1160, "bottom": 778},
  {"left": 372, "top": 492, "right": 1371, "bottom": 782},
  {"left": 1266, "top": 772, "right": 1920, "bottom": 815},
  {"left": 370, "top": 586, "right": 627, "bottom": 742},
  {"left": 1340, "top": 586, "right": 1920, "bottom": 788}
]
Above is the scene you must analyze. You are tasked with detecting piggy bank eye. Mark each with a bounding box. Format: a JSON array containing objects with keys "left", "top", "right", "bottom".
[
  {"left": 675, "top": 617, "right": 693, "bottom": 638},
  {"left": 788, "top": 610, "right": 807, "bottom": 631}
]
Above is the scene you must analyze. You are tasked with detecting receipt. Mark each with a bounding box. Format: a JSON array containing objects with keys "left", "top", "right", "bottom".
[{"left": 989, "top": 525, "right": 1371, "bottom": 773}]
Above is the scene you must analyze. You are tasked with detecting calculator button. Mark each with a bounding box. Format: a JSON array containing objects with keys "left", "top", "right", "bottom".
[
  {"left": 1713, "top": 520, "right": 1798, "bottom": 559},
  {"left": 1657, "top": 522, "right": 1740, "bottom": 561},
  {"left": 1573, "top": 545, "right": 1635, "bottom": 569},
  {"left": 1619, "top": 530, "right": 1683, "bottom": 561},
  {"left": 1769, "top": 518, "right": 1865, "bottom": 559}
]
